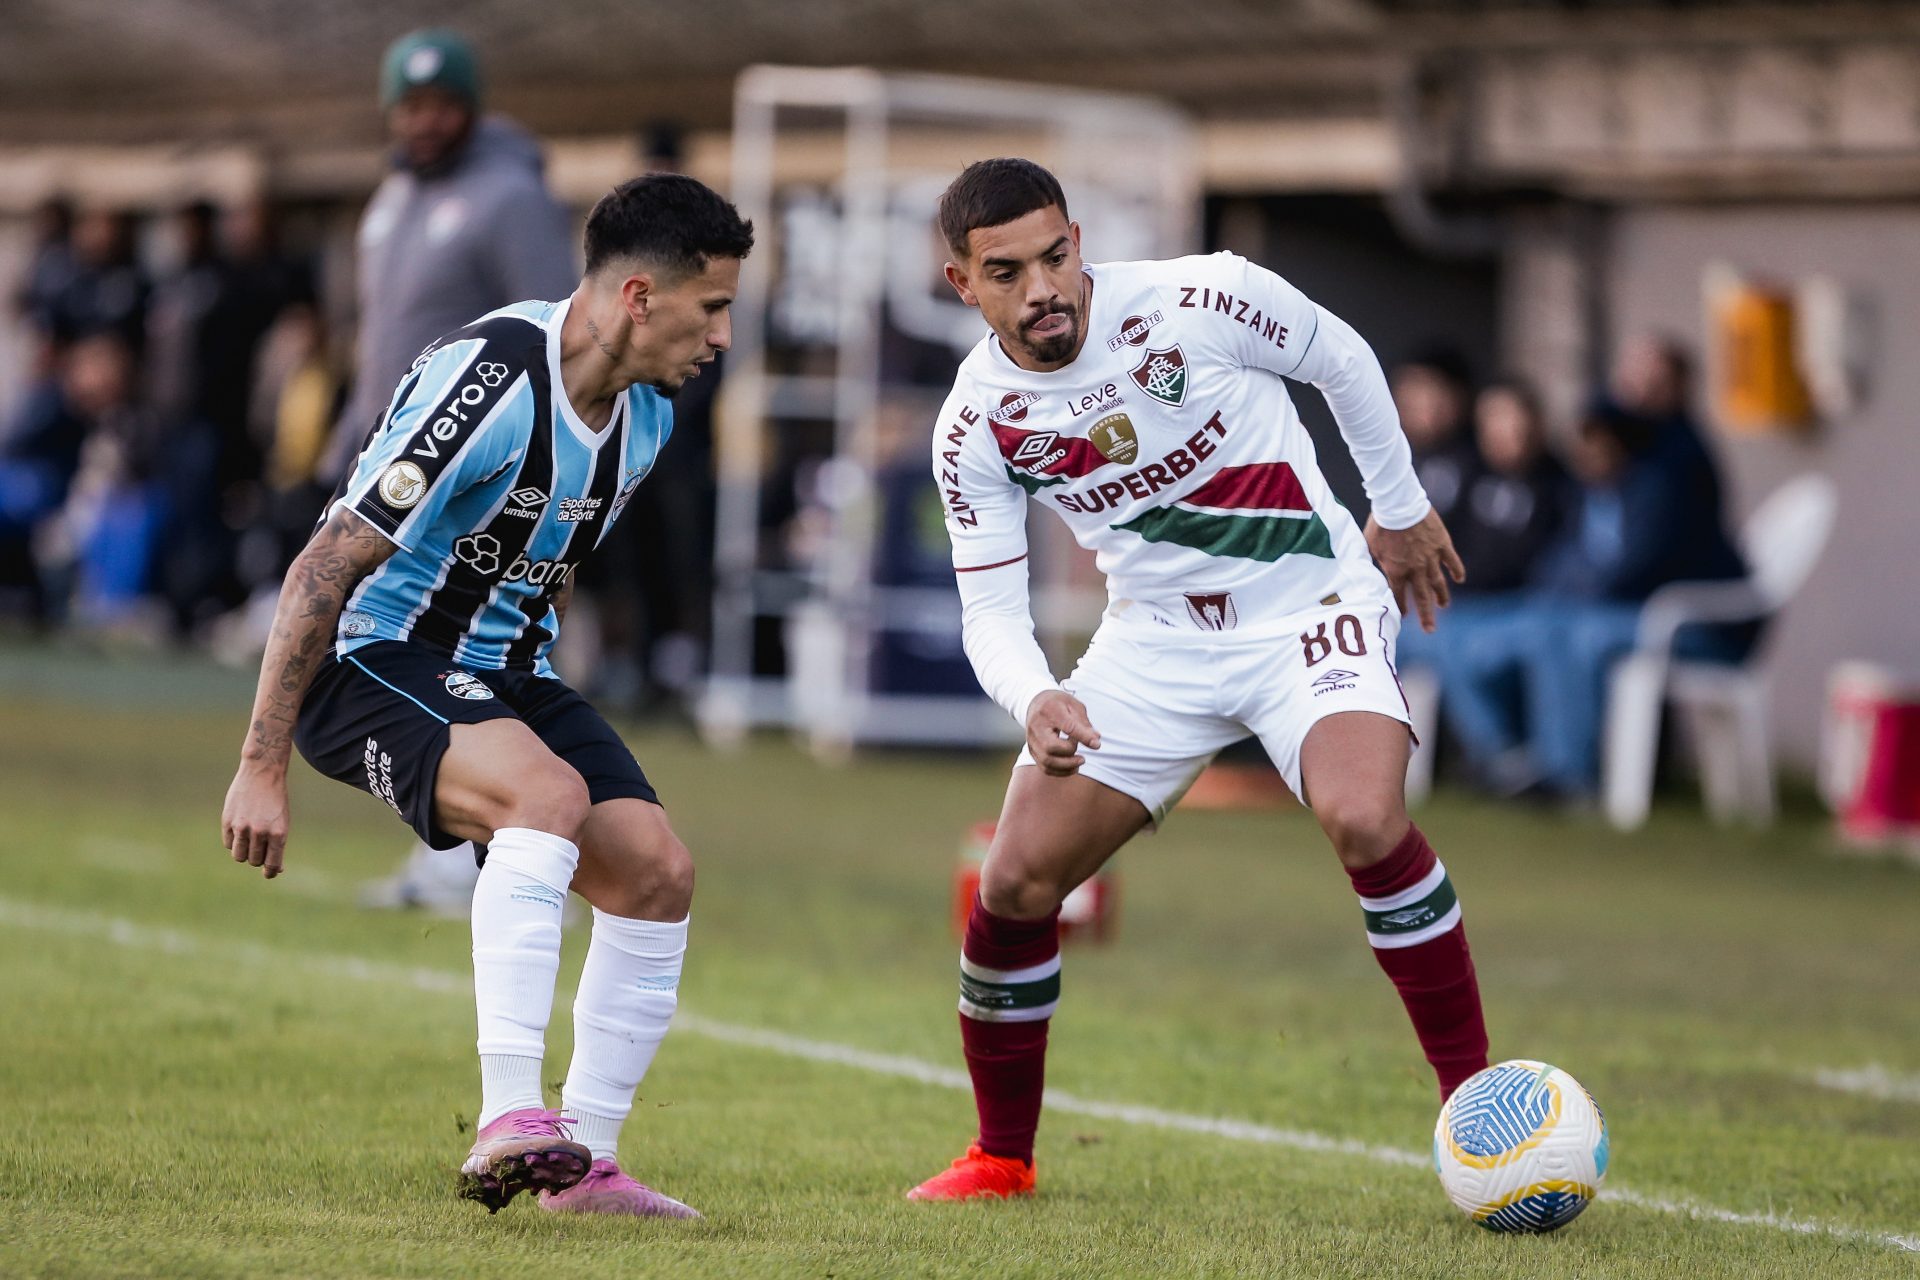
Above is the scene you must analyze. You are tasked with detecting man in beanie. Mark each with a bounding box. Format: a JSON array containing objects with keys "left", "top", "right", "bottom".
[{"left": 343, "top": 28, "right": 576, "bottom": 914}]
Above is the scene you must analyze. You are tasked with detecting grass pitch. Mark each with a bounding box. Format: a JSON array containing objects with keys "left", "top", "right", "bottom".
[{"left": 2, "top": 643, "right": 1917, "bottom": 1278}]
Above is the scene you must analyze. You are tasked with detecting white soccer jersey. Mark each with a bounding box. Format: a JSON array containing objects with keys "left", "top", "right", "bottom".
[{"left": 932, "top": 251, "right": 1429, "bottom": 722}]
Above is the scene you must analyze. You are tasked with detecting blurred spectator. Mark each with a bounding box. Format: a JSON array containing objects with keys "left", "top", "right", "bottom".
[
  {"left": 207, "top": 200, "right": 316, "bottom": 494},
  {"left": 14, "top": 196, "right": 78, "bottom": 342},
  {"left": 1390, "top": 348, "right": 1478, "bottom": 529},
  {"left": 145, "top": 202, "right": 225, "bottom": 426},
  {"left": 1398, "top": 377, "right": 1571, "bottom": 677},
  {"left": 145, "top": 201, "right": 237, "bottom": 633},
  {"left": 0, "top": 351, "right": 88, "bottom": 617},
  {"left": 342, "top": 28, "right": 575, "bottom": 915},
  {"left": 145, "top": 199, "right": 315, "bottom": 635},
  {"left": 1450, "top": 380, "right": 1573, "bottom": 594},
  {"left": 210, "top": 301, "right": 343, "bottom": 666},
  {"left": 37, "top": 334, "right": 167, "bottom": 628},
  {"left": 41, "top": 210, "right": 149, "bottom": 356},
  {"left": 240, "top": 302, "right": 340, "bottom": 595},
  {"left": 324, "top": 27, "right": 574, "bottom": 477},
  {"left": 1599, "top": 334, "right": 1744, "bottom": 593},
  {"left": 1440, "top": 394, "right": 1754, "bottom": 800}
]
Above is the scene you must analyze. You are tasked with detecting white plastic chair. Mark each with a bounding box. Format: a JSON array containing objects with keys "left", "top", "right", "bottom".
[
  {"left": 1401, "top": 666, "right": 1441, "bottom": 806},
  {"left": 1601, "top": 473, "right": 1839, "bottom": 829}
]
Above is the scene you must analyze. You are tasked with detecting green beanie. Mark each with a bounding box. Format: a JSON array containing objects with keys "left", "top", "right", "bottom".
[{"left": 379, "top": 29, "right": 481, "bottom": 110}]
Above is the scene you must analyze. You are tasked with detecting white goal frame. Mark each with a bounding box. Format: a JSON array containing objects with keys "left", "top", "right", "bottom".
[{"left": 700, "top": 65, "right": 1197, "bottom": 755}]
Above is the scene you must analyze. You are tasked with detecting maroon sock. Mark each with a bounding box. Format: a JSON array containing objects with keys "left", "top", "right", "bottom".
[
  {"left": 1347, "top": 825, "right": 1489, "bottom": 1098},
  {"left": 957, "top": 895, "right": 1060, "bottom": 1164}
]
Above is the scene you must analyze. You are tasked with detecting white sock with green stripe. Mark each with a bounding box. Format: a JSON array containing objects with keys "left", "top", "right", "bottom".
[
  {"left": 958, "top": 897, "right": 1060, "bottom": 1163},
  {"left": 1345, "top": 825, "right": 1488, "bottom": 1099},
  {"left": 959, "top": 954, "right": 1063, "bottom": 1022},
  {"left": 1356, "top": 858, "right": 1462, "bottom": 949}
]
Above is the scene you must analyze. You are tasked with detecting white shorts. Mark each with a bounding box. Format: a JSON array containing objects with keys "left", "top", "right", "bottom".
[{"left": 1016, "top": 602, "right": 1414, "bottom": 824}]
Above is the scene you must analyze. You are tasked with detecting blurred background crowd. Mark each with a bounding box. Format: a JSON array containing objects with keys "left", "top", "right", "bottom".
[
  {"left": 1, "top": 1, "right": 1914, "bottom": 838},
  {"left": 0, "top": 94, "right": 718, "bottom": 716}
]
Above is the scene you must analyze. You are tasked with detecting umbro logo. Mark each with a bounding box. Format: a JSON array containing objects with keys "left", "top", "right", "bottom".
[
  {"left": 1012, "top": 431, "right": 1060, "bottom": 464},
  {"left": 504, "top": 486, "right": 547, "bottom": 519},
  {"left": 1312, "top": 668, "right": 1359, "bottom": 696},
  {"left": 508, "top": 881, "right": 564, "bottom": 909}
]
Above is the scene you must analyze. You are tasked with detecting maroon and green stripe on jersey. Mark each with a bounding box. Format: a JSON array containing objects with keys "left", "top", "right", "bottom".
[
  {"left": 1115, "top": 461, "right": 1333, "bottom": 562},
  {"left": 991, "top": 421, "right": 1106, "bottom": 494}
]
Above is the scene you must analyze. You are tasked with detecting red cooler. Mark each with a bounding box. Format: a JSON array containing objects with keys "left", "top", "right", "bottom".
[
  {"left": 1823, "top": 663, "right": 1920, "bottom": 848},
  {"left": 953, "top": 821, "right": 1119, "bottom": 943}
]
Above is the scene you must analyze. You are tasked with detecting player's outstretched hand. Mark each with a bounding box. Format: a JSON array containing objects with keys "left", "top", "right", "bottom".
[
  {"left": 1366, "top": 508, "right": 1466, "bottom": 634},
  {"left": 1026, "top": 689, "right": 1102, "bottom": 778},
  {"left": 222, "top": 766, "right": 290, "bottom": 880}
]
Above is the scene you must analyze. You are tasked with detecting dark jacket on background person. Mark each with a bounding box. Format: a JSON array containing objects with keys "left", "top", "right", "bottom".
[
  {"left": 1411, "top": 436, "right": 1481, "bottom": 532},
  {"left": 1532, "top": 422, "right": 1746, "bottom": 604},
  {"left": 330, "top": 117, "right": 575, "bottom": 467},
  {"left": 43, "top": 259, "right": 149, "bottom": 355},
  {"left": 1452, "top": 454, "right": 1574, "bottom": 595}
]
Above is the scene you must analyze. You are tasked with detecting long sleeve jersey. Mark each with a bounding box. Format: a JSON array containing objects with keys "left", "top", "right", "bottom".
[{"left": 932, "top": 252, "right": 1429, "bottom": 723}]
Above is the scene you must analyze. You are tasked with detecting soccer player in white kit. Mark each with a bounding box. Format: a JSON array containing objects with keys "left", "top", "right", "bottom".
[{"left": 908, "top": 160, "right": 1489, "bottom": 1202}]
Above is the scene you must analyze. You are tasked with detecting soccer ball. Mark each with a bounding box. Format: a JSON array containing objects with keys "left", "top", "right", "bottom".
[{"left": 1432, "top": 1059, "right": 1609, "bottom": 1233}]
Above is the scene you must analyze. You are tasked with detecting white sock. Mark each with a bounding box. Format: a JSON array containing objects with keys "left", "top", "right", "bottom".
[
  {"left": 471, "top": 827, "right": 580, "bottom": 1126},
  {"left": 561, "top": 910, "right": 689, "bottom": 1161},
  {"left": 478, "top": 1054, "right": 544, "bottom": 1123}
]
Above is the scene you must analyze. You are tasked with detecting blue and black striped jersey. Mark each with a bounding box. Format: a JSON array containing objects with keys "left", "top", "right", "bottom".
[{"left": 329, "top": 298, "right": 671, "bottom": 676}]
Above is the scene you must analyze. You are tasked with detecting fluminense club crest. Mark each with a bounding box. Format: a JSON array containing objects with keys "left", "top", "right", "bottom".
[{"left": 1131, "top": 345, "right": 1187, "bottom": 406}]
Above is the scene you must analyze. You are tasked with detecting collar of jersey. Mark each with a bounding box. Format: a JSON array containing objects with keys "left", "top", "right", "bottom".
[
  {"left": 547, "top": 296, "right": 627, "bottom": 451},
  {"left": 983, "top": 265, "right": 1107, "bottom": 383}
]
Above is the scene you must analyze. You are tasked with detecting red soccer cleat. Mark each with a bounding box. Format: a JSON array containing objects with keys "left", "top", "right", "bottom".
[{"left": 905, "top": 1144, "right": 1036, "bottom": 1201}]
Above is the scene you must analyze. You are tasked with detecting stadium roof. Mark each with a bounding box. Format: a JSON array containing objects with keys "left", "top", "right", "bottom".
[{"left": 5, "top": 0, "right": 1917, "bottom": 147}]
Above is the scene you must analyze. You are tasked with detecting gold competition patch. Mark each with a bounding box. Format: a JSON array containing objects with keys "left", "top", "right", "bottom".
[
  {"left": 1090, "top": 413, "right": 1140, "bottom": 466},
  {"left": 378, "top": 461, "right": 428, "bottom": 509}
]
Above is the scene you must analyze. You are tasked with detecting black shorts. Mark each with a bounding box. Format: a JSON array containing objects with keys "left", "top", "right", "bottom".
[{"left": 294, "top": 640, "right": 658, "bottom": 854}]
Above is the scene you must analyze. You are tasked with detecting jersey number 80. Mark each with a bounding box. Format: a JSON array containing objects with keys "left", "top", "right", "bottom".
[{"left": 1301, "top": 614, "right": 1368, "bottom": 667}]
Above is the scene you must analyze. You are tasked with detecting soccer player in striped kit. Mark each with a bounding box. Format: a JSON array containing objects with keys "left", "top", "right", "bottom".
[
  {"left": 220, "top": 175, "right": 751, "bottom": 1218},
  {"left": 909, "top": 160, "right": 1489, "bottom": 1201}
]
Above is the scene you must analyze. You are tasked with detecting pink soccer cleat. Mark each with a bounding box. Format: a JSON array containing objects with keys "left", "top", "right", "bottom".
[
  {"left": 456, "top": 1107, "right": 592, "bottom": 1213},
  {"left": 539, "top": 1159, "right": 702, "bottom": 1219}
]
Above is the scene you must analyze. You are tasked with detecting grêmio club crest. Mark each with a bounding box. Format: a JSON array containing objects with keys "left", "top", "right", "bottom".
[{"left": 1131, "top": 345, "right": 1187, "bottom": 406}]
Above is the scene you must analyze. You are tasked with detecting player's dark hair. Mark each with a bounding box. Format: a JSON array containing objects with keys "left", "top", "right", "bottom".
[
  {"left": 937, "top": 158, "right": 1069, "bottom": 259},
  {"left": 584, "top": 174, "right": 754, "bottom": 278}
]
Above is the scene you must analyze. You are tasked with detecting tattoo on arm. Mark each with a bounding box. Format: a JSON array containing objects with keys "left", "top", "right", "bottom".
[
  {"left": 552, "top": 580, "right": 575, "bottom": 629},
  {"left": 240, "top": 510, "right": 399, "bottom": 769}
]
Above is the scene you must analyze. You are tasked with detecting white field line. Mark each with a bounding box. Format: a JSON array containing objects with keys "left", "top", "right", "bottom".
[
  {"left": 71, "top": 837, "right": 351, "bottom": 902},
  {"left": 74, "top": 836, "right": 172, "bottom": 875},
  {"left": 1809, "top": 1065, "right": 1920, "bottom": 1104},
  {"left": 3, "top": 897, "right": 1915, "bottom": 1255}
]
